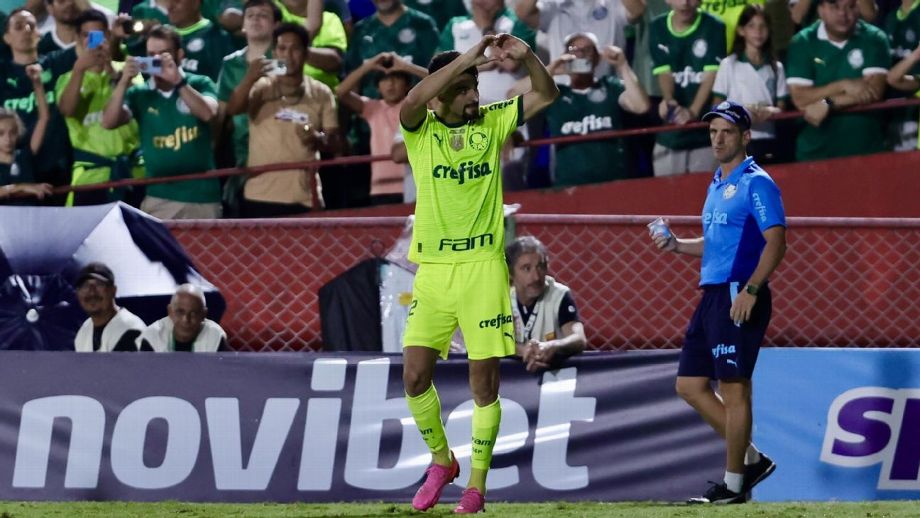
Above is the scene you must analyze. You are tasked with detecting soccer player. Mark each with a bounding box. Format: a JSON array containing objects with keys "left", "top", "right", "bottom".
[
  {"left": 399, "top": 33, "right": 558, "bottom": 514},
  {"left": 649, "top": 101, "right": 786, "bottom": 504}
]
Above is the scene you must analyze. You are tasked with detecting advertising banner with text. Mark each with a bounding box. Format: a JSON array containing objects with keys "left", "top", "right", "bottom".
[
  {"left": 754, "top": 349, "right": 920, "bottom": 501},
  {"left": 0, "top": 351, "right": 723, "bottom": 503}
]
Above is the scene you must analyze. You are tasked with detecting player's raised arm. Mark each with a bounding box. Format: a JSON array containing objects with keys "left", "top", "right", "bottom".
[
  {"left": 399, "top": 35, "right": 498, "bottom": 130},
  {"left": 493, "top": 33, "right": 559, "bottom": 122}
]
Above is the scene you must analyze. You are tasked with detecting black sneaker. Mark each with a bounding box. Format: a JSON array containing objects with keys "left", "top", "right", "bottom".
[
  {"left": 687, "top": 482, "right": 747, "bottom": 504},
  {"left": 743, "top": 453, "right": 777, "bottom": 493}
]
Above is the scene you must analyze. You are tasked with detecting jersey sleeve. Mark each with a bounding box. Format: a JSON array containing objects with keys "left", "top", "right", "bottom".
[
  {"left": 748, "top": 176, "right": 786, "bottom": 232},
  {"left": 124, "top": 85, "right": 142, "bottom": 121},
  {"left": 648, "top": 18, "right": 671, "bottom": 76},
  {"left": 556, "top": 291, "right": 580, "bottom": 328},
  {"left": 511, "top": 15, "right": 537, "bottom": 51},
  {"left": 190, "top": 74, "right": 219, "bottom": 100},
  {"left": 438, "top": 17, "right": 457, "bottom": 52},
  {"left": 785, "top": 33, "right": 814, "bottom": 85},
  {"left": 313, "top": 11, "right": 348, "bottom": 51},
  {"left": 705, "top": 18, "right": 727, "bottom": 71},
  {"left": 485, "top": 95, "right": 523, "bottom": 142},
  {"left": 862, "top": 27, "right": 891, "bottom": 73}
]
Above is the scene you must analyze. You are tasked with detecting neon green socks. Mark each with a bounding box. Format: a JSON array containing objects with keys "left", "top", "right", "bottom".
[
  {"left": 406, "top": 384, "right": 449, "bottom": 456},
  {"left": 470, "top": 398, "right": 501, "bottom": 471}
]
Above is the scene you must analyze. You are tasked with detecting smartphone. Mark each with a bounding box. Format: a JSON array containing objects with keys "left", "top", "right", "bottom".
[
  {"left": 567, "top": 58, "right": 593, "bottom": 74},
  {"left": 267, "top": 59, "right": 287, "bottom": 76},
  {"left": 87, "top": 30, "right": 104, "bottom": 49},
  {"left": 135, "top": 56, "right": 163, "bottom": 75},
  {"left": 122, "top": 19, "right": 145, "bottom": 35}
]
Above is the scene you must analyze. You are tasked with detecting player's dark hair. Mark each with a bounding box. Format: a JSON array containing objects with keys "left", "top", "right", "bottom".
[
  {"left": 148, "top": 25, "right": 182, "bottom": 54},
  {"left": 4, "top": 8, "right": 34, "bottom": 35},
  {"left": 506, "top": 236, "right": 549, "bottom": 273},
  {"left": 273, "top": 22, "right": 310, "bottom": 49},
  {"left": 428, "top": 50, "right": 479, "bottom": 79},
  {"left": 244, "top": 0, "right": 283, "bottom": 23},
  {"left": 75, "top": 9, "right": 109, "bottom": 33}
]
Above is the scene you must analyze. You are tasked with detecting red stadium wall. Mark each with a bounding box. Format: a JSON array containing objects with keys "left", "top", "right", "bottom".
[
  {"left": 167, "top": 215, "right": 920, "bottom": 352},
  {"left": 319, "top": 151, "right": 920, "bottom": 218}
]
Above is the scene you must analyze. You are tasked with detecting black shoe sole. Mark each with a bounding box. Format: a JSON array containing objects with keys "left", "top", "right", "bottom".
[{"left": 744, "top": 460, "right": 777, "bottom": 493}]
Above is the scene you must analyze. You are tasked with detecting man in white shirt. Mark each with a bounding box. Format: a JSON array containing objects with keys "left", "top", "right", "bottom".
[
  {"left": 138, "top": 283, "right": 229, "bottom": 352},
  {"left": 73, "top": 262, "right": 145, "bottom": 352}
]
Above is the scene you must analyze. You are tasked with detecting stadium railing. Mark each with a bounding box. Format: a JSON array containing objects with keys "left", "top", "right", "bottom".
[{"left": 167, "top": 215, "right": 920, "bottom": 352}]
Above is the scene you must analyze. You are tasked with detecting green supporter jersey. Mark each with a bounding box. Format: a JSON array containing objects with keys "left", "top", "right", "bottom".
[
  {"left": 131, "top": 0, "right": 169, "bottom": 24},
  {"left": 884, "top": 0, "right": 920, "bottom": 75},
  {"left": 401, "top": 96, "right": 523, "bottom": 264},
  {"left": 274, "top": 4, "right": 348, "bottom": 88},
  {"left": 649, "top": 11, "right": 725, "bottom": 150},
  {"left": 38, "top": 31, "right": 71, "bottom": 55},
  {"left": 217, "top": 47, "right": 265, "bottom": 166},
  {"left": 786, "top": 20, "right": 891, "bottom": 160},
  {"left": 346, "top": 7, "right": 439, "bottom": 97},
  {"left": 438, "top": 9, "right": 535, "bottom": 53},
  {"left": 125, "top": 73, "right": 220, "bottom": 203},
  {"left": 700, "top": 0, "right": 764, "bottom": 52},
  {"left": 545, "top": 77, "right": 628, "bottom": 187},
  {"left": 176, "top": 18, "right": 237, "bottom": 82},
  {"left": 54, "top": 64, "right": 142, "bottom": 164},
  {"left": 404, "top": 0, "right": 469, "bottom": 31},
  {"left": 0, "top": 49, "right": 76, "bottom": 184}
]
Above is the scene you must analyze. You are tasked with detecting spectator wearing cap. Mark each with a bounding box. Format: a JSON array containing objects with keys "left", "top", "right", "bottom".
[
  {"left": 649, "top": 0, "right": 725, "bottom": 176},
  {"left": 438, "top": 0, "right": 535, "bottom": 105},
  {"left": 138, "top": 283, "right": 229, "bottom": 352},
  {"left": 507, "top": 236, "right": 587, "bottom": 373},
  {"left": 336, "top": 51, "right": 427, "bottom": 205},
  {"left": 785, "top": 0, "right": 890, "bottom": 161},
  {"left": 649, "top": 99, "right": 786, "bottom": 504},
  {"left": 544, "top": 32, "right": 649, "bottom": 186},
  {"left": 516, "top": 0, "right": 644, "bottom": 85},
  {"left": 73, "top": 262, "right": 146, "bottom": 352}
]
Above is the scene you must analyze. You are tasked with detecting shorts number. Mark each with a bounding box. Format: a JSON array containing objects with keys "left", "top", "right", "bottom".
[{"left": 407, "top": 300, "right": 418, "bottom": 317}]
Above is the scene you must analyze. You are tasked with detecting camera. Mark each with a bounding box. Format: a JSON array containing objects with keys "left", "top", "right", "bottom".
[{"left": 135, "top": 56, "right": 163, "bottom": 75}]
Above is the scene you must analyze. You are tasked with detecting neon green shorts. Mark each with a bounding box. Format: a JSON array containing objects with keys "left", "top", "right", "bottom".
[{"left": 403, "top": 258, "right": 516, "bottom": 360}]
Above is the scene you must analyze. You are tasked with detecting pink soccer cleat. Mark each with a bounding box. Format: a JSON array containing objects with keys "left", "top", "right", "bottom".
[
  {"left": 411, "top": 451, "right": 460, "bottom": 511},
  {"left": 453, "top": 487, "right": 485, "bottom": 514}
]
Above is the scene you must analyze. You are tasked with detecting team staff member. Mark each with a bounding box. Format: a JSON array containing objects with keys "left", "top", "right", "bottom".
[
  {"left": 650, "top": 101, "right": 785, "bottom": 504},
  {"left": 73, "top": 262, "right": 146, "bottom": 352},
  {"left": 399, "top": 34, "right": 558, "bottom": 513}
]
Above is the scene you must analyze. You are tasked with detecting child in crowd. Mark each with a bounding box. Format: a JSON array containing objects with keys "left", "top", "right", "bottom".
[
  {"left": 0, "top": 64, "right": 53, "bottom": 204},
  {"left": 712, "top": 4, "right": 787, "bottom": 163},
  {"left": 335, "top": 52, "right": 426, "bottom": 205}
]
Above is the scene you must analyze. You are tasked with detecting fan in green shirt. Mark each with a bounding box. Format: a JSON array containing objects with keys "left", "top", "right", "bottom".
[
  {"left": 274, "top": 0, "right": 347, "bottom": 87},
  {"left": 167, "top": 0, "right": 238, "bottom": 82},
  {"left": 649, "top": 4, "right": 725, "bottom": 151},
  {"left": 102, "top": 25, "right": 221, "bottom": 213},
  {"left": 57, "top": 9, "right": 144, "bottom": 207},
  {"left": 37, "top": 0, "right": 82, "bottom": 55},
  {"left": 345, "top": 0, "right": 439, "bottom": 98},
  {"left": 544, "top": 35, "right": 650, "bottom": 187},
  {"left": 785, "top": 0, "right": 890, "bottom": 161}
]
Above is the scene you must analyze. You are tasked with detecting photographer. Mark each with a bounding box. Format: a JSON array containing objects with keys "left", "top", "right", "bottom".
[{"left": 102, "top": 24, "right": 221, "bottom": 219}]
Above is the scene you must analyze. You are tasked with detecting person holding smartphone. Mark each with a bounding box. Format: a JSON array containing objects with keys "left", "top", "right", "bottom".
[
  {"left": 57, "top": 9, "right": 145, "bottom": 207},
  {"left": 102, "top": 24, "right": 222, "bottom": 219},
  {"left": 543, "top": 32, "right": 649, "bottom": 187}
]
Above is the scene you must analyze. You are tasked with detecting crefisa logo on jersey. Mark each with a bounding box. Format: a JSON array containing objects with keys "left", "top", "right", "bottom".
[
  {"left": 822, "top": 387, "right": 920, "bottom": 489},
  {"left": 432, "top": 161, "right": 493, "bottom": 185}
]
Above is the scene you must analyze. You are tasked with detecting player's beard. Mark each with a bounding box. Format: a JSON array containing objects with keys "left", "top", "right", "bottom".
[{"left": 462, "top": 102, "right": 480, "bottom": 121}]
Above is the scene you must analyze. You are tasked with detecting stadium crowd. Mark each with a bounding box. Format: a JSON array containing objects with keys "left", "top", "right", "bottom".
[{"left": 0, "top": 0, "right": 917, "bottom": 218}]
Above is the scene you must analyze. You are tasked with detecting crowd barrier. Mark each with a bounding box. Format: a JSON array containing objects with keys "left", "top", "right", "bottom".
[
  {"left": 4, "top": 349, "right": 919, "bottom": 502},
  {"left": 49, "top": 98, "right": 920, "bottom": 196},
  {"left": 166, "top": 215, "right": 920, "bottom": 352}
]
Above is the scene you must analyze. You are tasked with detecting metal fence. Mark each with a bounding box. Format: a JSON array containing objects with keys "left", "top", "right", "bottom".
[{"left": 167, "top": 215, "right": 920, "bottom": 351}]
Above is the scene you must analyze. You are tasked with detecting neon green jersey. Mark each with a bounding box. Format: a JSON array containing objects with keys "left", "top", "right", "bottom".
[
  {"left": 401, "top": 95, "right": 522, "bottom": 264},
  {"left": 274, "top": 3, "right": 348, "bottom": 88}
]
